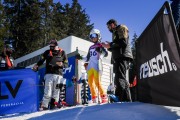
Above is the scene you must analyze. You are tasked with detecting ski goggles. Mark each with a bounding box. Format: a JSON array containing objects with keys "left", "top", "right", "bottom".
[
  {"left": 50, "top": 45, "right": 56, "bottom": 50},
  {"left": 6, "top": 44, "right": 14, "bottom": 51},
  {"left": 90, "top": 33, "right": 98, "bottom": 39}
]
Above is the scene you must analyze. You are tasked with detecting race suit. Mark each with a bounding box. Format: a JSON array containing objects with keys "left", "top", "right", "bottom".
[{"left": 83, "top": 42, "right": 108, "bottom": 99}]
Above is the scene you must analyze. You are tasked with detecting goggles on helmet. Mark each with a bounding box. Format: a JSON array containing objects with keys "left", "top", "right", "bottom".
[
  {"left": 6, "top": 44, "right": 14, "bottom": 51},
  {"left": 90, "top": 33, "right": 98, "bottom": 39},
  {"left": 50, "top": 45, "right": 56, "bottom": 50}
]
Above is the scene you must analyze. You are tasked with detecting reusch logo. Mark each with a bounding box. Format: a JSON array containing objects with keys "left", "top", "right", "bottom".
[
  {"left": 140, "top": 42, "right": 177, "bottom": 79},
  {"left": 0, "top": 80, "right": 23, "bottom": 100}
]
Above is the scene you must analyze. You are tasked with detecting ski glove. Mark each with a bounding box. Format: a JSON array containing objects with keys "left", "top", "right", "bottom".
[{"left": 95, "top": 47, "right": 102, "bottom": 53}]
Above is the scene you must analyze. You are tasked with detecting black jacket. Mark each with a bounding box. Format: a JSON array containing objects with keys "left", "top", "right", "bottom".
[
  {"left": 108, "top": 24, "right": 133, "bottom": 63},
  {"left": 37, "top": 49, "right": 68, "bottom": 75}
]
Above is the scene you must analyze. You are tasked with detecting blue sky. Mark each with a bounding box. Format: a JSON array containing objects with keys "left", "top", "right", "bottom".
[{"left": 55, "top": 0, "right": 171, "bottom": 42}]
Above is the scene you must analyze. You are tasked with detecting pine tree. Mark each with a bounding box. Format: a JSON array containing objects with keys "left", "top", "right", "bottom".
[
  {"left": 3, "top": 0, "right": 19, "bottom": 55},
  {"left": 0, "top": 0, "right": 6, "bottom": 51},
  {"left": 129, "top": 32, "right": 138, "bottom": 101},
  {"left": 63, "top": 0, "right": 93, "bottom": 40},
  {"left": 131, "top": 32, "right": 138, "bottom": 59},
  {"left": 1, "top": 0, "right": 94, "bottom": 58},
  {"left": 51, "top": 1, "right": 67, "bottom": 40},
  {"left": 3, "top": 0, "right": 44, "bottom": 58},
  {"left": 40, "top": 0, "right": 54, "bottom": 46},
  {"left": 129, "top": 32, "right": 138, "bottom": 85}
]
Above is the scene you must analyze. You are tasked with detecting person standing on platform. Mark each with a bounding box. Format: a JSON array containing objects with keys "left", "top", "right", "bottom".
[
  {"left": 76, "top": 29, "right": 108, "bottom": 104},
  {"left": 102, "top": 19, "right": 133, "bottom": 102},
  {"left": 33, "top": 39, "right": 68, "bottom": 110},
  {"left": 0, "top": 44, "right": 14, "bottom": 70}
]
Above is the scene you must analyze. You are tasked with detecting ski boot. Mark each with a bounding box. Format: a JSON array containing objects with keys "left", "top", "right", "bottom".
[
  {"left": 101, "top": 94, "right": 108, "bottom": 103},
  {"left": 39, "top": 102, "right": 48, "bottom": 111}
]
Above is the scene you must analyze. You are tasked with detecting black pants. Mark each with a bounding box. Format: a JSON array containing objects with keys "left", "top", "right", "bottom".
[{"left": 113, "top": 59, "right": 132, "bottom": 102}]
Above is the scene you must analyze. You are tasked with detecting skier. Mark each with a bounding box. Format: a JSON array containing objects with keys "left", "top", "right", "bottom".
[
  {"left": 33, "top": 39, "right": 68, "bottom": 110},
  {"left": 76, "top": 29, "right": 108, "bottom": 104}
]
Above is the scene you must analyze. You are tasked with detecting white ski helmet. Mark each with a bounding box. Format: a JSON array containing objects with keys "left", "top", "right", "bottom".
[{"left": 89, "top": 29, "right": 102, "bottom": 41}]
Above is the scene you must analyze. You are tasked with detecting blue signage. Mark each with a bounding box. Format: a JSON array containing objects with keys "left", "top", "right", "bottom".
[{"left": 0, "top": 68, "right": 39, "bottom": 115}]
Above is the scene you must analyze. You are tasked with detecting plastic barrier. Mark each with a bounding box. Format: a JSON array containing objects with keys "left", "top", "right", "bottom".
[{"left": 0, "top": 68, "right": 39, "bottom": 115}]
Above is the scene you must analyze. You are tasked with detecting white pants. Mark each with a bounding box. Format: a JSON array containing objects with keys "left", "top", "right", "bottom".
[{"left": 42, "top": 74, "right": 63, "bottom": 108}]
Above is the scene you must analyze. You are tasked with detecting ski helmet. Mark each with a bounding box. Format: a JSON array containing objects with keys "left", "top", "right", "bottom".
[
  {"left": 49, "top": 39, "right": 58, "bottom": 46},
  {"left": 5, "top": 44, "right": 14, "bottom": 51},
  {"left": 89, "top": 29, "right": 102, "bottom": 41}
]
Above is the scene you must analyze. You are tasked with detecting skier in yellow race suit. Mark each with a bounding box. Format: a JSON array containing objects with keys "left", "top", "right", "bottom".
[{"left": 76, "top": 29, "right": 108, "bottom": 103}]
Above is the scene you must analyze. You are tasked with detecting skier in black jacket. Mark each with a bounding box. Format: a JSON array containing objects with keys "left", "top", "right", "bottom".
[{"left": 33, "top": 39, "right": 68, "bottom": 110}]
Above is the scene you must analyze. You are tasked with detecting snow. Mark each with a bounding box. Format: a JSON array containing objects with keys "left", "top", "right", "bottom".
[{"left": 1, "top": 102, "right": 180, "bottom": 120}]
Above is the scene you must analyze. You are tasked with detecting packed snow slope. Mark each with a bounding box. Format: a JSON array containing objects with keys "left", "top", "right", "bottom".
[{"left": 1, "top": 102, "right": 180, "bottom": 120}]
